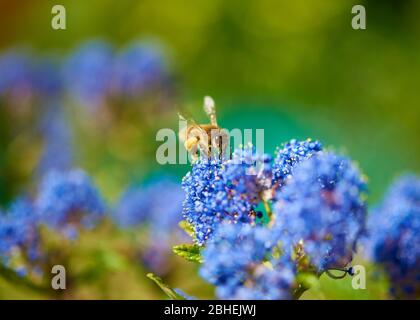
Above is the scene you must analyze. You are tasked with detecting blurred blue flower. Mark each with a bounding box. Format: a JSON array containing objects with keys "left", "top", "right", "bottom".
[
  {"left": 113, "top": 178, "right": 185, "bottom": 274},
  {"left": 148, "top": 179, "right": 185, "bottom": 237},
  {"left": 35, "top": 169, "right": 106, "bottom": 239},
  {"left": 113, "top": 187, "right": 151, "bottom": 228},
  {"left": 145, "top": 179, "right": 185, "bottom": 274},
  {"left": 112, "top": 41, "right": 167, "bottom": 97},
  {"left": 272, "top": 139, "right": 322, "bottom": 188},
  {"left": 63, "top": 40, "right": 114, "bottom": 108},
  {"left": 365, "top": 174, "right": 420, "bottom": 299},
  {"left": 113, "top": 178, "right": 183, "bottom": 230},
  {"left": 33, "top": 56, "right": 63, "bottom": 99},
  {"left": 0, "top": 197, "right": 40, "bottom": 268},
  {"left": 0, "top": 50, "right": 35, "bottom": 103},
  {"left": 200, "top": 223, "right": 295, "bottom": 300},
  {"left": 37, "top": 103, "right": 73, "bottom": 176},
  {"left": 273, "top": 151, "right": 367, "bottom": 272}
]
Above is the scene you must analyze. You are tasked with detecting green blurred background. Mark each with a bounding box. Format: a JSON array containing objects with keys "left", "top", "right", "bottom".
[{"left": 0, "top": 0, "right": 418, "bottom": 299}]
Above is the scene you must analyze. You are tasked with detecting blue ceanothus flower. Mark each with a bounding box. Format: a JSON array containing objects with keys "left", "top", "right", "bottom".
[
  {"left": 181, "top": 158, "right": 223, "bottom": 245},
  {"left": 273, "top": 151, "right": 367, "bottom": 272},
  {"left": 113, "top": 41, "right": 167, "bottom": 97},
  {"left": 200, "top": 223, "right": 295, "bottom": 300},
  {"left": 113, "top": 179, "right": 183, "bottom": 230},
  {"left": 33, "top": 56, "right": 63, "bottom": 99},
  {"left": 114, "top": 178, "right": 185, "bottom": 274},
  {"left": 145, "top": 179, "right": 188, "bottom": 274},
  {"left": 35, "top": 169, "right": 106, "bottom": 239},
  {"left": 272, "top": 139, "right": 322, "bottom": 188},
  {"left": 113, "top": 187, "right": 152, "bottom": 228},
  {"left": 0, "top": 50, "right": 35, "bottom": 103},
  {"left": 63, "top": 40, "right": 114, "bottom": 108},
  {"left": 37, "top": 103, "right": 74, "bottom": 176},
  {"left": 182, "top": 147, "right": 273, "bottom": 246},
  {"left": 0, "top": 198, "right": 40, "bottom": 271},
  {"left": 366, "top": 175, "right": 420, "bottom": 299}
]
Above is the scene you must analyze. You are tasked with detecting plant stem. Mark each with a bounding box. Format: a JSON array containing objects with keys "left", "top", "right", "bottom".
[
  {"left": 262, "top": 199, "right": 272, "bottom": 221},
  {"left": 293, "top": 284, "right": 309, "bottom": 299},
  {"left": 0, "top": 264, "right": 50, "bottom": 295}
]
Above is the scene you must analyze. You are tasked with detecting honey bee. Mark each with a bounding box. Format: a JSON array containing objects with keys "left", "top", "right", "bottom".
[{"left": 179, "top": 96, "right": 228, "bottom": 162}]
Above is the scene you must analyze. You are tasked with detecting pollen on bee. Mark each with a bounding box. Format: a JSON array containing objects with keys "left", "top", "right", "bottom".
[{"left": 185, "top": 137, "right": 199, "bottom": 150}]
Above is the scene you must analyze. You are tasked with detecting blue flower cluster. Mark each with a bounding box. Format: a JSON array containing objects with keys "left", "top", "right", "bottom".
[
  {"left": 182, "top": 158, "right": 224, "bottom": 245},
  {"left": 37, "top": 103, "right": 74, "bottom": 176},
  {"left": 114, "top": 178, "right": 183, "bottom": 231},
  {"left": 0, "top": 50, "right": 35, "bottom": 103},
  {"left": 32, "top": 56, "right": 63, "bottom": 99},
  {"left": 366, "top": 175, "right": 420, "bottom": 299},
  {"left": 63, "top": 39, "right": 169, "bottom": 108},
  {"left": 182, "top": 147, "right": 273, "bottom": 246},
  {"left": 273, "top": 152, "right": 367, "bottom": 271},
  {"left": 1, "top": 165, "right": 187, "bottom": 277},
  {"left": 0, "top": 168, "right": 108, "bottom": 274},
  {"left": 221, "top": 148, "right": 273, "bottom": 214},
  {"left": 0, "top": 49, "right": 73, "bottom": 179},
  {"left": 0, "top": 43, "right": 172, "bottom": 203},
  {"left": 200, "top": 223, "right": 295, "bottom": 299},
  {"left": 113, "top": 42, "right": 167, "bottom": 98},
  {"left": 272, "top": 138, "right": 322, "bottom": 188},
  {"left": 181, "top": 139, "right": 370, "bottom": 299},
  {"left": 63, "top": 40, "right": 114, "bottom": 108},
  {"left": 0, "top": 41, "right": 169, "bottom": 110},
  {"left": 113, "top": 178, "right": 186, "bottom": 274},
  {"left": 0, "top": 50, "right": 62, "bottom": 104},
  {"left": 0, "top": 198, "right": 39, "bottom": 271},
  {"left": 148, "top": 180, "right": 185, "bottom": 241},
  {"left": 113, "top": 187, "right": 152, "bottom": 228},
  {"left": 35, "top": 169, "right": 106, "bottom": 239},
  {"left": 1, "top": 167, "right": 187, "bottom": 277}
]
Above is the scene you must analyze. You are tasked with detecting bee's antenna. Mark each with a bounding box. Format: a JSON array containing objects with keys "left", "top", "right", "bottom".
[
  {"left": 178, "top": 112, "right": 187, "bottom": 121},
  {"left": 203, "top": 96, "right": 218, "bottom": 126}
]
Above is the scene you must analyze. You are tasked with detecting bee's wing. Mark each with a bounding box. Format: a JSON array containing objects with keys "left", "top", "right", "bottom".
[
  {"left": 177, "top": 112, "right": 188, "bottom": 122},
  {"left": 203, "top": 96, "right": 217, "bottom": 126},
  {"left": 178, "top": 111, "right": 199, "bottom": 125}
]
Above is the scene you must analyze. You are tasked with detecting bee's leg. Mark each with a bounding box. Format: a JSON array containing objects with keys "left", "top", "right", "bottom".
[
  {"left": 190, "top": 145, "right": 199, "bottom": 163},
  {"left": 191, "top": 153, "right": 198, "bottom": 163},
  {"left": 199, "top": 139, "right": 210, "bottom": 160},
  {"left": 212, "top": 130, "right": 228, "bottom": 160}
]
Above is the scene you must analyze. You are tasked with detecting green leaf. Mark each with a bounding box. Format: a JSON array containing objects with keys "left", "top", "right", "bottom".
[
  {"left": 173, "top": 244, "right": 203, "bottom": 263},
  {"left": 297, "top": 273, "right": 321, "bottom": 290},
  {"left": 146, "top": 273, "right": 185, "bottom": 300},
  {"left": 178, "top": 220, "right": 195, "bottom": 238},
  {"left": 293, "top": 272, "right": 321, "bottom": 299},
  {"left": 95, "top": 248, "right": 128, "bottom": 271},
  {"left": 0, "top": 263, "right": 50, "bottom": 295}
]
